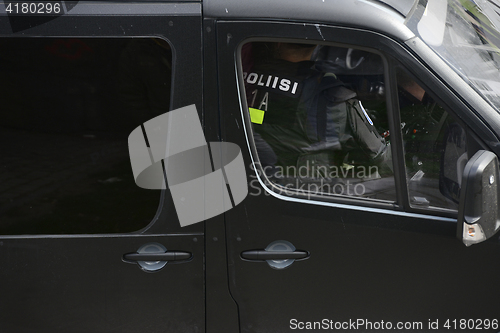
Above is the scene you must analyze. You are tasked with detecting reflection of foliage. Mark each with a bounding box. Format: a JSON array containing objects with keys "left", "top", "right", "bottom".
[{"left": 401, "top": 103, "right": 449, "bottom": 179}]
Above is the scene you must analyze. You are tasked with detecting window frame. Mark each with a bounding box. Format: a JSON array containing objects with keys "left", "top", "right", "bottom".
[
  {"left": 390, "top": 62, "right": 468, "bottom": 216},
  {"left": 388, "top": 60, "right": 491, "bottom": 218},
  {"left": 231, "top": 21, "right": 492, "bottom": 219},
  {"left": 237, "top": 37, "right": 398, "bottom": 207}
]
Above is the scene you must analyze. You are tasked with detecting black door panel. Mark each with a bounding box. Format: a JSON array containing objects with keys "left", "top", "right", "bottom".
[
  {"left": 0, "top": 235, "right": 203, "bottom": 333},
  {"left": 0, "top": 3, "right": 204, "bottom": 332},
  {"left": 217, "top": 20, "right": 500, "bottom": 332},
  {"left": 226, "top": 199, "right": 499, "bottom": 330}
]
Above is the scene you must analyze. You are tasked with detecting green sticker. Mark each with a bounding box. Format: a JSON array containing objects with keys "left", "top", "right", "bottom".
[{"left": 249, "top": 108, "right": 265, "bottom": 124}]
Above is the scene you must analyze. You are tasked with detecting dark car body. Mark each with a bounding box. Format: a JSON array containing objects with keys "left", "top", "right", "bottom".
[{"left": 0, "top": 0, "right": 499, "bottom": 332}]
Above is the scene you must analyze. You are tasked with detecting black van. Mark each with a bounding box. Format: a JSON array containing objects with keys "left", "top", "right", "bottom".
[{"left": 1, "top": 0, "right": 499, "bottom": 332}]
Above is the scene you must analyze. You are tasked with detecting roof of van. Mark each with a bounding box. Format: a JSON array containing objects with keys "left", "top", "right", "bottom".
[{"left": 204, "top": 0, "right": 417, "bottom": 42}]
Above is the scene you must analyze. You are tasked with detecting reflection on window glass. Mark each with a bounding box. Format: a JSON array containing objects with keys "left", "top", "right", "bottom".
[
  {"left": 0, "top": 38, "right": 172, "bottom": 235},
  {"left": 407, "top": 0, "right": 500, "bottom": 112},
  {"left": 397, "top": 68, "right": 467, "bottom": 210},
  {"left": 242, "top": 42, "right": 395, "bottom": 202}
]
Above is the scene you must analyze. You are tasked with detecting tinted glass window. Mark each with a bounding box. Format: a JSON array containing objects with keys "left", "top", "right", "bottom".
[
  {"left": 0, "top": 38, "right": 172, "bottom": 234},
  {"left": 242, "top": 42, "right": 395, "bottom": 202},
  {"left": 397, "top": 68, "right": 467, "bottom": 210}
]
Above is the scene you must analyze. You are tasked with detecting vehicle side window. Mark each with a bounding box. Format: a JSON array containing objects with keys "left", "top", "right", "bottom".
[
  {"left": 0, "top": 38, "right": 172, "bottom": 235},
  {"left": 397, "top": 68, "right": 467, "bottom": 211},
  {"left": 242, "top": 42, "right": 396, "bottom": 202}
]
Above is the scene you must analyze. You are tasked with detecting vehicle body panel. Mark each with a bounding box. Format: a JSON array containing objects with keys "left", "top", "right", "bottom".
[{"left": 0, "top": 0, "right": 499, "bottom": 332}]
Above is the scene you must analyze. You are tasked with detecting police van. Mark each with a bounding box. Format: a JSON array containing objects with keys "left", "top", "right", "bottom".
[{"left": 1, "top": 0, "right": 499, "bottom": 332}]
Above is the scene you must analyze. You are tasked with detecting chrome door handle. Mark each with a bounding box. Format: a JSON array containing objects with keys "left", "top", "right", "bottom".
[
  {"left": 123, "top": 243, "right": 192, "bottom": 272},
  {"left": 240, "top": 240, "right": 309, "bottom": 269},
  {"left": 123, "top": 251, "right": 191, "bottom": 263},
  {"left": 240, "top": 250, "right": 309, "bottom": 261}
]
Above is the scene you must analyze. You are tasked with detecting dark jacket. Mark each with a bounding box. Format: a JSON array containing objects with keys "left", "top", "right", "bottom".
[{"left": 246, "top": 58, "right": 390, "bottom": 172}]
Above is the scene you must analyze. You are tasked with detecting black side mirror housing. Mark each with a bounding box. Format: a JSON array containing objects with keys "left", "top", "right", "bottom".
[{"left": 458, "top": 150, "right": 500, "bottom": 246}]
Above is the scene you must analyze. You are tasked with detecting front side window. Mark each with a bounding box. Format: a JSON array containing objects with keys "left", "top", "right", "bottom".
[
  {"left": 0, "top": 38, "right": 172, "bottom": 235},
  {"left": 242, "top": 42, "right": 395, "bottom": 202},
  {"left": 397, "top": 68, "right": 467, "bottom": 211}
]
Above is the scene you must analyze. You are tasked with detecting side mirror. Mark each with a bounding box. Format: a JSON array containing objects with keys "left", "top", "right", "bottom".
[{"left": 458, "top": 150, "right": 500, "bottom": 246}]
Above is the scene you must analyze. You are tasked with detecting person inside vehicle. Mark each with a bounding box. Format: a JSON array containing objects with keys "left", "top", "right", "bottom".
[{"left": 245, "top": 42, "right": 392, "bottom": 182}]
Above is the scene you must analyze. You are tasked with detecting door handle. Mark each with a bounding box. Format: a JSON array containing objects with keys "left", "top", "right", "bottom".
[
  {"left": 241, "top": 241, "right": 309, "bottom": 269},
  {"left": 123, "top": 251, "right": 192, "bottom": 263},
  {"left": 241, "top": 250, "right": 309, "bottom": 261},
  {"left": 123, "top": 243, "right": 192, "bottom": 272}
]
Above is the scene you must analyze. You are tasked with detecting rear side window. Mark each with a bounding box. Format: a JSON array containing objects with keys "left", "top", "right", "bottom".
[
  {"left": 0, "top": 38, "right": 172, "bottom": 234},
  {"left": 242, "top": 42, "right": 396, "bottom": 202}
]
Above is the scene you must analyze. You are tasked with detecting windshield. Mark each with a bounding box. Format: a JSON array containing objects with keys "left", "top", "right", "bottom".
[{"left": 407, "top": 0, "right": 500, "bottom": 112}]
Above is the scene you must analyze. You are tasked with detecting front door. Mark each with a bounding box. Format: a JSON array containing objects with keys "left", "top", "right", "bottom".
[{"left": 217, "top": 20, "right": 500, "bottom": 332}]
